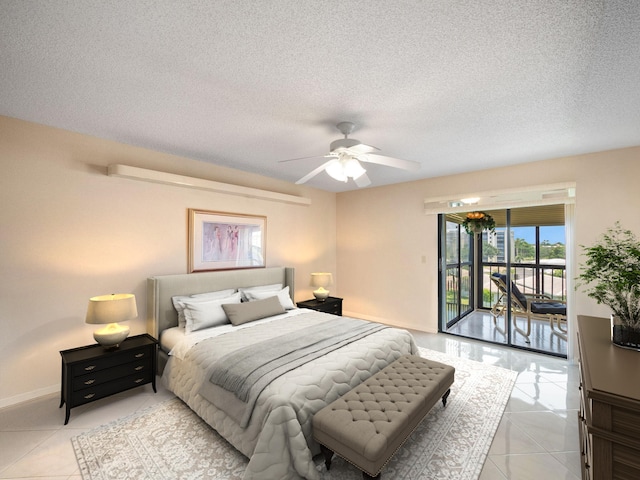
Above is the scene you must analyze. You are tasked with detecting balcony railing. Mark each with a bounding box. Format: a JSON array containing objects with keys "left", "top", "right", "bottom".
[
  {"left": 480, "top": 263, "right": 567, "bottom": 309},
  {"left": 445, "top": 265, "right": 472, "bottom": 323}
]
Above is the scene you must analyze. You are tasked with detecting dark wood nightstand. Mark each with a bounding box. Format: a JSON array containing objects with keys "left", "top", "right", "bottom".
[
  {"left": 297, "top": 297, "right": 343, "bottom": 316},
  {"left": 59, "top": 333, "right": 157, "bottom": 424}
]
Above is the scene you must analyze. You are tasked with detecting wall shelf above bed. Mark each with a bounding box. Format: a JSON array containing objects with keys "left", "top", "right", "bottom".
[{"left": 108, "top": 164, "right": 312, "bottom": 206}]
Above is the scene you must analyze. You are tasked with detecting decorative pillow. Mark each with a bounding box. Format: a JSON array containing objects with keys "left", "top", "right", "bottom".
[
  {"left": 222, "top": 296, "right": 285, "bottom": 326},
  {"left": 172, "top": 289, "right": 236, "bottom": 328},
  {"left": 182, "top": 292, "right": 242, "bottom": 334},
  {"left": 245, "top": 286, "right": 295, "bottom": 310},
  {"left": 238, "top": 283, "right": 283, "bottom": 302}
]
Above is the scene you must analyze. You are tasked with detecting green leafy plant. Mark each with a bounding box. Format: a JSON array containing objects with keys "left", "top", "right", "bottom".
[
  {"left": 462, "top": 211, "right": 496, "bottom": 235},
  {"left": 576, "top": 222, "right": 640, "bottom": 329}
]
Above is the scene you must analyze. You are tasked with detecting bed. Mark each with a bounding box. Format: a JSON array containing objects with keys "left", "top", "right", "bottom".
[{"left": 147, "top": 267, "right": 417, "bottom": 480}]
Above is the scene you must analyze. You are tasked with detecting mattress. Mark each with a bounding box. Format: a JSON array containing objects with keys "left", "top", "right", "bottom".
[{"left": 162, "top": 309, "right": 417, "bottom": 480}]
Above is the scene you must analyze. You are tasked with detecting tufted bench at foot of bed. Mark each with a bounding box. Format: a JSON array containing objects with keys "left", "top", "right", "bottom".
[{"left": 312, "top": 354, "right": 455, "bottom": 480}]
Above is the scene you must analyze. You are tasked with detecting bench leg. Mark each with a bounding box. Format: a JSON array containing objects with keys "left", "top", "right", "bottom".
[
  {"left": 442, "top": 388, "right": 451, "bottom": 407},
  {"left": 320, "top": 444, "right": 334, "bottom": 470},
  {"left": 363, "top": 472, "right": 381, "bottom": 480}
]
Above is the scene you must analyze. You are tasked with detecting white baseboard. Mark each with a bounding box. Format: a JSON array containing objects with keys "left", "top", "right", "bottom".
[{"left": 0, "top": 384, "right": 59, "bottom": 409}]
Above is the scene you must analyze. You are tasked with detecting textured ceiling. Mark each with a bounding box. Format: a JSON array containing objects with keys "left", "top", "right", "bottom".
[{"left": 2, "top": 1, "right": 640, "bottom": 192}]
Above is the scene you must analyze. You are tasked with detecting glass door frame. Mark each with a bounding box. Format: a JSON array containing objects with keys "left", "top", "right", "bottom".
[{"left": 438, "top": 218, "right": 474, "bottom": 330}]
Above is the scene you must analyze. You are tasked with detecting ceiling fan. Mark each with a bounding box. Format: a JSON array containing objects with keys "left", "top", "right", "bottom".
[{"left": 280, "top": 122, "right": 421, "bottom": 187}]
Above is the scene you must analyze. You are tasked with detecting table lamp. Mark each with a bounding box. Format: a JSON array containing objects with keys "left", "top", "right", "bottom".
[
  {"left": 86, "top": 293, "right": 137, "bottom": 348},
  {"left": 310, "top": 272, "right": 333, "bottom": 301}
]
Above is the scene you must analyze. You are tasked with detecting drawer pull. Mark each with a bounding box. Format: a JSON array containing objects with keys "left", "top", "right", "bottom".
[
  {"left": 134, "top": 378, "right": 144, "bottom": 384},
  {"left": 84, "top": 365, "right": 96, "bottom": 371},
  {"left": 134, "top": 353, "right": 145, "bottom": 358},
  {"left": 83, "top": 393, "right": 95, "bottom": 399},
  {"left": 134, "top": 366, "right": 144, "bottom": 371},
  {"left": 84, "top": 379, "right": 96, "bottom": 385}
]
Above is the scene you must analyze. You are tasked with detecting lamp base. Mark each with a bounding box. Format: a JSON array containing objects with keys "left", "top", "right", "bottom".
[
  {"left": 93, "top": 323, "right": 130, "bottom": 349},
  {"left": 313, "top": 288, "right": 330, "bottom": 302}
]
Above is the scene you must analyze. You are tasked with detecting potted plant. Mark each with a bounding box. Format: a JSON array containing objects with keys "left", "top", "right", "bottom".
[
  {"left": 462, "top": 211, "right": 496, "bottom": 235},
  {"left": 576, "top": 222, "right": 640, "bottom": 350}
]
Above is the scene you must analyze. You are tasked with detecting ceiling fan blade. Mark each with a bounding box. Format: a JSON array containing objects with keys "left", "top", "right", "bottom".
[
  {"left": 354, "top": 172, "right": 371, "bottom": 188},
  {"left": 361, "top": 153, "right": 421, "bottom": 171},
  {"left": 279, "top": 154, "right": 331, "bottom": 163},
  {"left": 295, "top": 160, "right": 335, "bottom": 184},
  {"left": 347, "top": 143, "right": 379, "bottom": 155}
]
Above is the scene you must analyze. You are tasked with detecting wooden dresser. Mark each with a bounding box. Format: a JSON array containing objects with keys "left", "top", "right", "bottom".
[{"left": 577, "top": 315, "right": 640, "bottom": 479}]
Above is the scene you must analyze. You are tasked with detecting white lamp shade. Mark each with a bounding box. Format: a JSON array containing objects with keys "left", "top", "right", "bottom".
[
  {"left": 86, "top": 294, "right": 138, "bottom": 324},
  {"left": 86, "top": 294, "right": 137, "bottom": 348},
  {"left": 310, "top": 273, "right": 333, "bottom": 301},
  {"left": 310, "top": 273, "right": 333, "bottom": 288}
]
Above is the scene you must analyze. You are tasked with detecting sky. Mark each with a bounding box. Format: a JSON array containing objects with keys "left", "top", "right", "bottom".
[{"left": 512, "top": 226, "right": 565, "bottom": 244}]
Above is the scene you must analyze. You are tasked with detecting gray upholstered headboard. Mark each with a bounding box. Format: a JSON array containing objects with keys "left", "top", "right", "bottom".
[
  {"left": 147, "top": 266, "right": 295, "bottom": 339},
  {"left": 147, "top": 267, "right": 295, "bottom": 373}
]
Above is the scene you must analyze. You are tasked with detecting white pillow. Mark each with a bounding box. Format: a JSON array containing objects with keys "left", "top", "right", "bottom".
[
  {"left": 172, "top": 289, "right": 236, "bottom": 328},
  {"left": 182, "top": 292, "right": 242, "bottom": 334},
  {"left": 238, "top": 283, "right": 282, "bottom": 302},
  {"left": 246, "top": 286, "right": 295, "bottom": 310}
]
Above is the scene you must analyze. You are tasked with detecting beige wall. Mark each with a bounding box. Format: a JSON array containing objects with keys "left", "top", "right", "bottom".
[
  {"left": 337, "top": 148, "right": 640, "bottom": 339},
  {"left": 2, "top": 113, "right": 639, "bottom": 406},
  {"left": 0, "top": 116, "right": 336, "bottom": 406}
]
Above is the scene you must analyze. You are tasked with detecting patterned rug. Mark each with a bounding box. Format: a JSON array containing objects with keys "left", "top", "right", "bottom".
[{"left": 72, "top": 348, "right": 517, "bottom": 479}]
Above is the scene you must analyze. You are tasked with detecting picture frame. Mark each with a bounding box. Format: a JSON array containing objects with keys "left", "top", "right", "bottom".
[{"left": 188, "top": 209, "right": 266, "bottom": 273}]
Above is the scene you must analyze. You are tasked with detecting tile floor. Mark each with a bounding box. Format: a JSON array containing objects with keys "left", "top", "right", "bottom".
[
  {"left": 0, "top": 331, "right": 581, "bottom": 479},
  {"left": 446, "top": 310, "right": 568, "bottom": 357}
]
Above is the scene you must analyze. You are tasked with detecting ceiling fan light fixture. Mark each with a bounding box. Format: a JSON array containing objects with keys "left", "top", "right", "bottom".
[
  {"left": 285, "top": 121, "right": 420, "bottom": 188},
  {"left": 326, "top": 159, "right": 348, "bottom": 182},
  {"left": 344, "top": 158, "right": 366, "bottom": 179}
]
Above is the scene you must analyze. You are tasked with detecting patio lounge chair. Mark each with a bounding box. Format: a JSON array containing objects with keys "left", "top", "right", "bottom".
[{"left": 490, "top": 272, "right": 567, "bottom": 342}]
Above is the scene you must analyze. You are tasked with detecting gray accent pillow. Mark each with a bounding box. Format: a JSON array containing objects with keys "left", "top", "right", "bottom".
[{"left": 223, "top": 295, "right": 285, "bottom": 326}]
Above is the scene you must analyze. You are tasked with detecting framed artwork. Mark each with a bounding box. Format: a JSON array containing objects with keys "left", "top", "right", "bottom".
[{"left": 188, "top": 209, "right": 266, "bottom": 273}]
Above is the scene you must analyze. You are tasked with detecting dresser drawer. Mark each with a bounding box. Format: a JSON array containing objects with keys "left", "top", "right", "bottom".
[
  {"left": 70, "top": 370, "right": 153, "bottom": 407},
  {"left": 612, "top": 406, "right": 640, "bottom": 439},
  {"left": 72, "top": 359, "right": 152, "bottom": 391},
  {"left": 613, "top": 443, "right": 640, "bottom": 478},
  {"left": 71, "top": 346, "right": 153, "bottom": 376}
]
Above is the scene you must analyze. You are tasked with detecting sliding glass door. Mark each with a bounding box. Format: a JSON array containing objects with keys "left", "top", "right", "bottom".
[
  {"left": 439, "top": 205, "right": 568, "bottom": 357},
  {"left": 440, "top": 219, "right": 473, "bottom": 329}
]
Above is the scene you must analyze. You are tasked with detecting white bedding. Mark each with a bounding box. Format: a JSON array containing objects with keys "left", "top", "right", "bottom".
[
  {"left": 161, "top": 309, "right": 305, "bottom": 359},
  {"left": 162, "top": 310, "right": 417, "bottom": 480}
]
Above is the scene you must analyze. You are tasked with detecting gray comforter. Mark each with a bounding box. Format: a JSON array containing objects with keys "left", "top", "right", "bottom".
[
  {"left": 163, "top": 310, "right": 417, "bottom": 480},
  {"left": 202, "top": 316, "right": 387, "bottom": 427}
]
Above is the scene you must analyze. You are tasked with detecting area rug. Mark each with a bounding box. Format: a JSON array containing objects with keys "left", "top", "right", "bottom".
[{"left": 72, "top": 348, "right": 517, "bottom": 480}]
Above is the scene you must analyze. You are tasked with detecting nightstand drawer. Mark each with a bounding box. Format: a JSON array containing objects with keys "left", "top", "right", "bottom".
[
  {"left": 318, "top": 302, "right": 341, "bottom": 315},
  {"left": 71, "top": 346, "right": 153, "bottom": 376},
  {"left": 70, "top": 371, "right": 153, "bottom": 407},
  {"left": 72, "top": 359, "right": 152, "bottom": 391}
]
